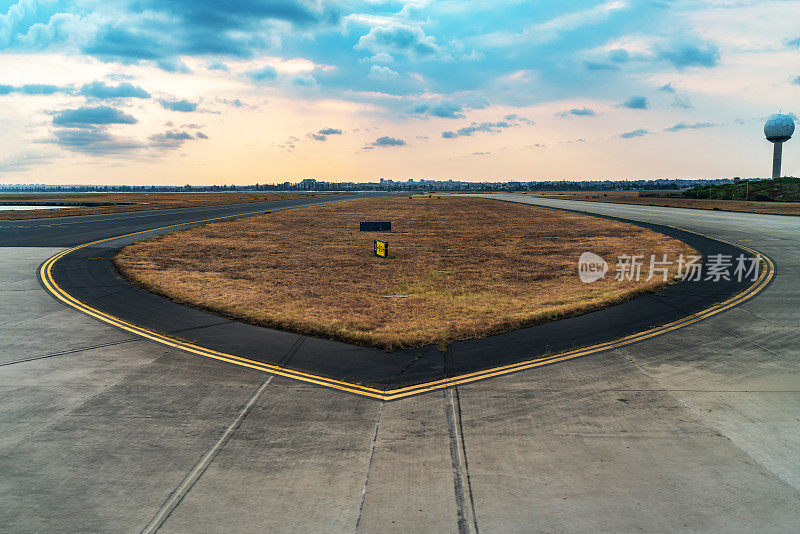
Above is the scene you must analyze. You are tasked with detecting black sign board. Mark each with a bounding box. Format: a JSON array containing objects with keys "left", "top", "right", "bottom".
[{"left": 360, "top": 221, "right": 391, "bottom": 232}]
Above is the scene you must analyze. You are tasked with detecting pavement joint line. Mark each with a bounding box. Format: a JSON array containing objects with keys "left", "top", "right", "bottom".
[
  {"left": 613, "top": 345, "right": 707, "bottom": 420},
  {"left": 140, "top": 375, "right": 274, "bottom": 534},
  {"left": 733, "top": 306, "right": 792, "bottom": 326},
  {"left": 703, "top": 318, "right": 785, "bottom": 359},
  {"left": 445, "top": 386, "right": 479, "bottom": 534},
  {"left": 37, "top": 201, "right": 776, "bottom": 401},
  {"left": 0, "top": 337, "right": 143, "bottom": 367},
  {"left": 353, "top": 401, "right": 383, "bottom": 534}
]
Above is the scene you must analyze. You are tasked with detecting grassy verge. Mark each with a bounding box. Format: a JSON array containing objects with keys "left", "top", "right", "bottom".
[
  {"left": 114, "top": 196, "right": 697, "bottom": 350},
  {"left": 0, "top": 192, "right": 338, "bottom": 219}
]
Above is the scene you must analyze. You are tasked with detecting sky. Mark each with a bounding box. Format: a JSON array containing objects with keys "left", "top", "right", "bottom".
[{"left": 0, "top": 0, "right": 798, "bottom": 184}]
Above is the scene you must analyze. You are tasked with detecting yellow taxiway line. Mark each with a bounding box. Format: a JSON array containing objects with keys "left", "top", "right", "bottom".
[{"left": 38, "top": 209, "right": 775, "bottom": 401}]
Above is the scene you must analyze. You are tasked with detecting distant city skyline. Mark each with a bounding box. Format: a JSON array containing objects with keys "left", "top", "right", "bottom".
[
  {"left": 0, "top": 177, "right": 742, "bottom": 194},
  {"left": 0, "top": 0, "right": 798, "bottom": 184}
]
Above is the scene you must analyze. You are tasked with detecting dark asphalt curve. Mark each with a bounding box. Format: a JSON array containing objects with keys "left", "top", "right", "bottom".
[{"left": 28, "top": 196, "right": 769, "bottom": 396}]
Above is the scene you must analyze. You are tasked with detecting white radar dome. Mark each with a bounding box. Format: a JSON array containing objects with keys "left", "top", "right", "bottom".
[{"left": 764, "top": 114, "right": 795, "bottom": 142}]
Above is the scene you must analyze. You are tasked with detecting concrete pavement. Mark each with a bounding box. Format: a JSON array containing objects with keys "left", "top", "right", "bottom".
[{"left": 2, "top": 196, "right": 799, "bottom": 532}]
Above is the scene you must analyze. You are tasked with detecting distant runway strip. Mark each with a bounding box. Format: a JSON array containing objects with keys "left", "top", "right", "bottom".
[{"left": 20, "top": 195, "right": 774, "bottom": 400}]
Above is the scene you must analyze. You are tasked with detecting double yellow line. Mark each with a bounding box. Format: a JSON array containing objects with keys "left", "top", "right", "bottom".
[{"left": 38, "top": 211, "right": 775, "bottom": 402}]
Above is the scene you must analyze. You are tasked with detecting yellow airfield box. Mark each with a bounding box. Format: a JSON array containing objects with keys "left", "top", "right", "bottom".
[{"left": 374, "top": 240, "right": 388, "bottom": 258}]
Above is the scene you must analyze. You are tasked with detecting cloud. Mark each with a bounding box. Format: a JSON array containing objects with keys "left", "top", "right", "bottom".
[
  {"left": 583, "top": 60, "right": 619, "bottom": 71},
  {"left": 356, "top": 23, "right": 440, "bottom": 58},
  {"left": 206, "top": 60, "right": 229, "bottom": 71},
  {"left": 504, "top": 114, "right": 534, "bottom": 125},
  {"left": 0, "top": 84, "right": 70, "bottom": 95},
  {"left": 156, "top": 58, "right": 192, "bottom": 73},
  {"left": 664, "top": 121, "right": 715, "bottom": 132},
  {"left": 787, "top": 37, "right": 800, "bottom": 48},
  {"left": 608, "top": 48, "right": 629, "bottom": 63},
  {"left": 308, "top": 127, "right": 343, "bottom": 141},
  {"left": 672, "top": 95, "right": 692, "bottom": 109},
  {"left": 47, "top": 105, "right": 145, "bottom": 155},
  {"left": 367, "top": 52, "right": 394, "bottom": 63},
  {"left": 442, "top": 120, "right": 510, "bottom": 138},
  {"left": 78, "top": 81, "right": 150, "bottom": 99},
  {"left": 52, "top": 106, "right": 137, "bottom": 127},
  {"left": 792, "top": 76, "right": 800, "bottom": 85},
  {"left": 50, "top": 127, "right": 146, "bottom": 155},
  {"left": 621, "top": 95, "right": 649, "bottom": 109},
  {"left": 620, "top": 128, "right": 650, "bottom": 138},
  {"left": 195, "top": 131, "right": 208, "bottom": 139},
  {"left": 292, "top": 73, "right": 317, "bottom": 87},
  {"left": 557, "top": 107, "right": 596, "bottom": 117},
  {"left": 217, "top": 98, "right": 257, "bottom": 110},
  {"left": 21, "top": 84, "right": 62, "bottom": 95},
  {"left": 366, "top": 136, "right": 406, "bottom": 148},
  {"left": 148, "top": 130, "right": 202, "bottom": 148},
  {"left": 471, "top": 151, "right": 490, "bottom": 156},
  {"left": 463, "top": 93, "right": 489, "bottom": 110},
  {"left": 655, "top": 40, "right": 719, "bottom": 69},
  {"left": 413, "top": 100, "right": 464, "bottom": 119},
  {"left": 0, "top": 150, "right": 54, "bottom": 172},
  {"left": 441, "top": 115, "right": 532, "bottom": 138},
  {"left": 479, "top": 1, "right": 629, "bottom": 48},
  {"left": 158, "top": 99, "right": 198, "bottom": 112},
  {"left": 246, "top": 65, "right": 278, "bottom": 82},
  {"left": 660, "top": 83, "right": 675, "bottom": 93},
  {"left": 73, "top": 1, "right": 334, "bottom": 69},
  {"left": 368, "top": 65, "right": 399, "bottom": 81}
]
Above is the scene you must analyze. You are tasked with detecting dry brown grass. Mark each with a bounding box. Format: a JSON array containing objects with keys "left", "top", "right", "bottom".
[
  {"left": 0, "top": 192, "right": 337, "bottom": 219},
  {"left": 114, "top": 196, "right": 697, "bottom": 350},
  {"left": 536, "top": 191, "right": 800, "bottom": 216}
]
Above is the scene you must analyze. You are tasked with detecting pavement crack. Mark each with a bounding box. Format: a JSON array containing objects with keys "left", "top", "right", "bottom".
[
  {"left": 354, "top": 401, "right": 383, "bottom": 534},
  {"left": 140, "top": 375, "right": 274, "bottom": 534}
]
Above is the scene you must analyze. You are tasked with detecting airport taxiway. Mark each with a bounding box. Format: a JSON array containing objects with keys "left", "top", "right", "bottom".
[{"left": 1, "top": 194, "right": 799, "bottom": 532}]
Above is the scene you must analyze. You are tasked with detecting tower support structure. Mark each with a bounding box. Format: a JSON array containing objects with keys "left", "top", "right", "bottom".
[{"left": 772, "top": 141, "right": 783, "bottom": 179}]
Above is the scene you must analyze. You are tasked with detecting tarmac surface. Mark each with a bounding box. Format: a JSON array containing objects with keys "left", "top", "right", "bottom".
[{"left": 2, "top": 193, "right": 799, "bottom": 532}]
